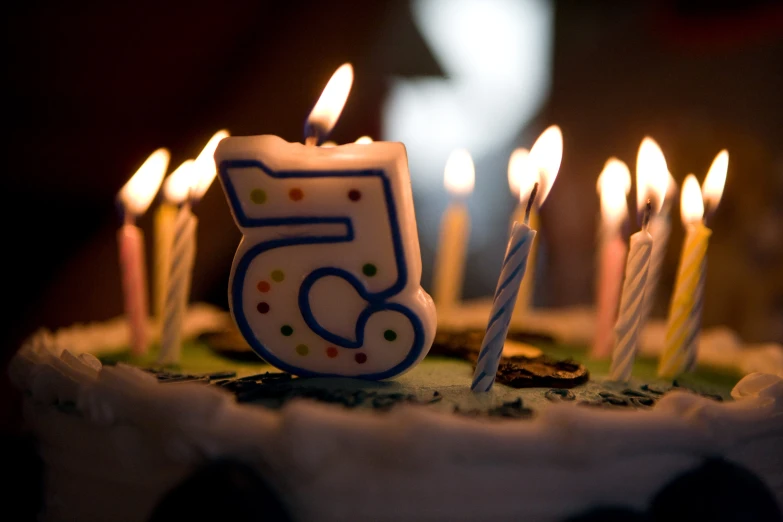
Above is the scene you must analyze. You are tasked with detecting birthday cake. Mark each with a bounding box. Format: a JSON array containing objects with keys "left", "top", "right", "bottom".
[{"left": 9, "top": 304, "right": 783, "bottom": 522}]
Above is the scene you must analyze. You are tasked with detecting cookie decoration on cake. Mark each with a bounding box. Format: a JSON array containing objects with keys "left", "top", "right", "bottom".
[{"left": 214, "top": 65, "right": 436, "bottom": 380}]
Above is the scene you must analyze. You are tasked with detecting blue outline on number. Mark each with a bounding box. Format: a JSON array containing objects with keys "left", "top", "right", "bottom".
[{"left": 218, "top": 159, "right": 425, "bottom": 380}]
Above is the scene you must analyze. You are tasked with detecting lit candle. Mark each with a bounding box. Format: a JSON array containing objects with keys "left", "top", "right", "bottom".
[
  {"left": 659, "top": 150, "right": 728, "bottom": 378},
  {"left": 432, "top": 149, "right": 474, "bottom": 311},
  {"left": 472, "top": 125, "right": 562, "bottom": 392},
  {"left": 610, "top": 138, "right": 669, "bottom": 381},
  {"left": 591, "top": 158, "right": 631, "bottom": 359},
  {"left": 507, "top": 148, "right": 540, "bottom": 318},
  {"left": 640, "top": 169, "right": 677, "bottom": 324},
  {"left": 116, "top": 149, "right": 170, "bottom": 355},
  {"left": 215, "top": 63, "right": 436, "bottom": 379},
  {"left": 157, "top": 131, "right": 228, "bottom": 364}
]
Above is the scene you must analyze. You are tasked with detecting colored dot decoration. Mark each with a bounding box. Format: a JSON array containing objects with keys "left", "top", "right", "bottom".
[
  {"left": 289, "top": 188, "right": 304, "bottom": 201},
  {"left": 271, "top": 270, "right": 285, "bottom": 282},
  {"left": 257, "top": 281, "right": 271, "bottom": 293},
  {"left": 362, "top": 263, "right": 377, "bottom": 277},
  {"left": 281, "top": 325, "right": 294, "bottom": 336},
  {"left": 250, "top": 189, "right": 267, "bottom": 204},
  {"left": 256, "top": 302, "right": 270, "bottom": 314},
  {"left": 384, "top": 329, "right": 397, "bottom": 341},
  {"left": 348, "top": 189, "right": 361, "bottom": 201},
  {"left": 355, "top": 353, "right": 367, "bottom": 364},
  {"left": 296, "top": 344, "right": 309, "bottom": 356},
  {"left": 326, "top": 347, "right": 339, "bottom": 358}
]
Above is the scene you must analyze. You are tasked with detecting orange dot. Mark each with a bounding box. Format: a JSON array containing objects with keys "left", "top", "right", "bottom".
[
  {"left": 289, "top": 188, "right": 304, "bottom": 201},
  {"left": 326, "top": 347, "right": 338, "bottom": 358},
  {"left": 257, "top": 281, "right": 271, "bottom": 292}
]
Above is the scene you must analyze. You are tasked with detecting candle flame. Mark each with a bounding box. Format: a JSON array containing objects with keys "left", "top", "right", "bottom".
[
  {"left": 507, "top": 148, "right": 530, "bottom": 198},
  {"left": 118, "top": 148, "right": 170, "bottom": 216},
  {"left": 680, "top": 174, "right": 704, "bottom": 224},
  {"left": 444, "top": 148, "right": 475, "bottom": 196},
  {"left": 702, "top": 149, "right": 728, "bottom": 212},
  {"left": 597, "top": 158, "right": 631, "bottom": 226},
  {"left": 192, "top": 129, "right": 230, "bottom": 201},
  {"left": 163, "top": 160, "right": 197, "bottom": 204},
  {"left": 525, "top": 125, "right": 563, "bottom": 206},
  {"left": 635, "top": 137, "right": 669, "bottom": 215},
  {"left": 355, "top": 136, "right": 373, "bottom": 144},
  {"left": 306, "top": 63, "right": 354, "bottom": 140}
]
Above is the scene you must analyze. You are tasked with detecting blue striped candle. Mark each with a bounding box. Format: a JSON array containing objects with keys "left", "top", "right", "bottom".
[{"left": 471, "top": 221, "right": 536, "bottom": 392}]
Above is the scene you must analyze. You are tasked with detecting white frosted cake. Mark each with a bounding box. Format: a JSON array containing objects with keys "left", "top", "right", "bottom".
[{"left": 10, "top": 304, "right": 783, "bottom": 522}]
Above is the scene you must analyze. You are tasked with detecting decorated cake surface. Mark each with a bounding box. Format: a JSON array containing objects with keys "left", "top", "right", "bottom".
[{"left": 11, "top": 305, "right": 783, "bottom": 522}]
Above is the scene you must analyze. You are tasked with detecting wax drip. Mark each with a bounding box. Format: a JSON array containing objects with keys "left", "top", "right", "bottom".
[{"left": 524, "top": 182, "right": 539, "bottom": 225}]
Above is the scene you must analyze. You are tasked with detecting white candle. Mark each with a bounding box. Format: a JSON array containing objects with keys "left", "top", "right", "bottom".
[
  {"left": 507, "top": 148, "right": 539, "bottom": 318},
  {"left": 659, "top": 151, "right": 728, "bottom": 377},
  {"left": 157, "top": 131, "right": 228, "bottom": 364},
  {"left": 116, "top": 148, "right": 169, "bottom": 355},
  {"left": 432, "top": 149, "right": 474, "bottom": 311},
  {"left": 215, "top": 63, "right": 437, "bottom": 379},
  {"left": 639, "top": 172, "right": 676, "bottom": 324},
  {"left": 592, "top": 158, "right": 631, "bottom": 359},
  {"left": 610, "top": 138, "right": 669, "bottom": 381}
]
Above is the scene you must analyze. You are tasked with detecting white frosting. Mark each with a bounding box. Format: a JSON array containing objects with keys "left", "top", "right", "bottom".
[{"left": 10, "top": 306, "right": 783, "bottom": 522}]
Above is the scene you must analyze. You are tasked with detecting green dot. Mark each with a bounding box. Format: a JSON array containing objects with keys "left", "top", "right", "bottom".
[
  {"left": 281, "top": 325, "right": 293, "bottom": 336},
  {"left": 271, "top": 270, "right": 285, "bottom": 282},
  {"left": 296, "top": 344, "right": 309, "bottom": 356},
  {"left": 384, "top": 329, "right": 397, "bottom": 341},
  {"left": 250, "top": 189, "right": 267, "bottom": 204},
  {"left": 362, "top": 263, "right": 377, "bottom": 277}
]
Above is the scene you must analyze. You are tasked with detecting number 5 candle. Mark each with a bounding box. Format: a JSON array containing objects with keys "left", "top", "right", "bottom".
[
  {"left": 116, "top": 149, "right": 170, "bottom": 355},
  {"left": 432, "top": 149, "right": 474, "bottom": 311},
  {"left": 609, "top": 139, "right": 669, "bottom": 381},
  {"left": 215, "top": 64, "right": 437, "bottom": 379},
  {"left": 472, "top": 126, "right": 562, "bottom": 392},
  {"left": 658, "top": 151, "right": 728, "bottom": 378}
]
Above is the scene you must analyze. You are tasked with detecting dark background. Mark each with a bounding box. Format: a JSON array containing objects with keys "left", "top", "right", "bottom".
[{"left": 3, "top": 0, "right": 783, "bottom": 419}]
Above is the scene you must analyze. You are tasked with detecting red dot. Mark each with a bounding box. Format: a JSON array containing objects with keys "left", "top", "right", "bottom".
[
  {"left": 289, "top": 188, "right": 304, "bottom": 201},
  {"left": 355, "top": 353, "right": 367, "bottom": 364},
  {"left": 257, "top": 281, "right": 271, "bottom": 292},
  {"left": 326, "top": 347, "right": 338, "bottom": 358},
  {"left": 256, "top": 302, "right": 270, "bottom": 314},
  {"left": 348, "top": 189, "right": 361, "bottom": 201}
]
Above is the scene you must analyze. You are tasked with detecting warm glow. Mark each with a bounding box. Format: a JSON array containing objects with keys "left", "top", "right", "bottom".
[
  {"left": 118, "top": 148, "right": 170, "bottom": 216},
  {"left": 524, "top": 125, "right": 562, "bottom": 206},
  {"left": 191, "top": 129, "right": 229, "bottom": 201},
  {"left": 680, "top": 174, "right": 704, "bottom": 224},
  {"left": 306, "top": 63, "right": 354, "bottom": 138},
  {"left": 635, "top": 137, "right": 669, "bottom": 214},
  {"left": 507, "top": 148, "right": 530, "bottom": 198},
  {"left": 355, "top": 136, "right": 373, "bottom": 144},
  {"left": 321, "top": 141, "right": 337, "bottom": 148},
  {"left": 702, "top": 149, "right": 728, "bottom": 211},
  {"left": 163, "top": 160, "right": 196, "bottom": 204},
  {"left": 596, "top": 158, "right": 631, "bottom": 226},
  {"left": 443, "top": 148, "right": 475, "bottom": 196}
]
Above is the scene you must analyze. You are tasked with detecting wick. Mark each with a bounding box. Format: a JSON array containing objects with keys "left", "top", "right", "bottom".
[
  {"left": 641, "top": 199, "right": 652, "bottom": 230},
  {"left": 524, "top": 182, "right": 539, "bottom": 225}
]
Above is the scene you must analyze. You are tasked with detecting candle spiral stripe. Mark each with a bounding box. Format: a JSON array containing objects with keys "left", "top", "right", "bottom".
[
  {"left": 684, "top": 257, "right": 707, "bottom": 371},
  {"left": 158, "top": 205, "right": 197, "bottom": 365},
  {"left": 609, "top": 231, "right": 652, "bottom": 381},
  {"left": 639, "top": 216, "right": 670, "bottom": 324},
  {"left": 658, "top": 223, "right": 712, "bottom": 377},
  {"left": 658, "top": 223, "right": 711, "bottom": 378},
  {"left": 471, "top": 222, "right": 536, "bottom": 392}
]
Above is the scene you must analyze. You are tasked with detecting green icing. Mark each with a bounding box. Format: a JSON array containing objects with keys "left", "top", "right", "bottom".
[{"left": 98, "top": 338, "right": 741, "bottom": 415}]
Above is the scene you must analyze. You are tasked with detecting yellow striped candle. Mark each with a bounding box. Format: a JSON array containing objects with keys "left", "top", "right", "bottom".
[
  {"left": 659, "top": 151, "right": 728, "bottom": 377},
  {"left": 153, "top": 200, "right": 178, "bottom": 323}
]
